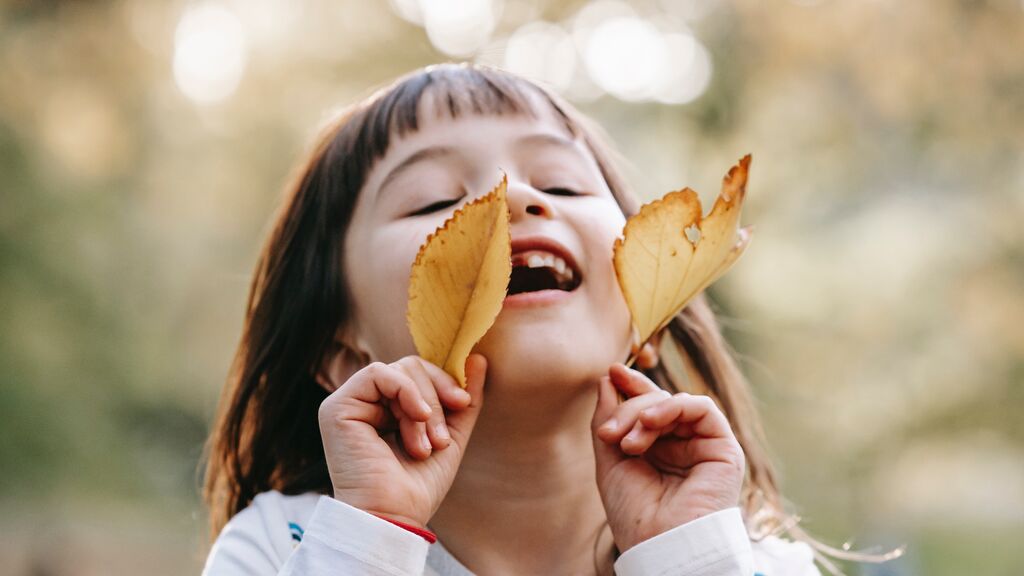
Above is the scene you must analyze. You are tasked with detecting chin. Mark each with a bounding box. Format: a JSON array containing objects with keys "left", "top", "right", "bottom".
[{"left": 473, "top": 319, "right": 624, "bottom": 394}]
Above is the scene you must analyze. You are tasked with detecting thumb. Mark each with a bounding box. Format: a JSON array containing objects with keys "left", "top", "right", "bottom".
[
  {"left": 445, "top": 353, "right": 487, "bottom": 447},
  {"left": 592, "top": 375, "right": 625, "bottom": 480}
]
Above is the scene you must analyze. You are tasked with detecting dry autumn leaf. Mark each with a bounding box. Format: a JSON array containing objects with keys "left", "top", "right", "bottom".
[
  {"left": 406, "top": 175, "right": 512, "bottom": 388},
  {"left": 614, "top": 155, "right": 753, "bottom": 363}
]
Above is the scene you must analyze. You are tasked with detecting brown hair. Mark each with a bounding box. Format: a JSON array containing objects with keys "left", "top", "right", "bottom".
[{"left": 201, "top": 63, "right": 880, "bottom": 573}]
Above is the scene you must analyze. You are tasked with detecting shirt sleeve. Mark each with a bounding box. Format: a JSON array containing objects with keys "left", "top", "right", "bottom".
[
  {"left": 613, "top": 507, "right": 754, "bottom": 576},
  {"left": 202, "top": 495, "right": 430, "bottom": 576},
  {"left": 613, "top": 507, "right": 823, "bottom": 576},
  {"left": 610, "top": 506, "right": 749, "bottom": 573}
]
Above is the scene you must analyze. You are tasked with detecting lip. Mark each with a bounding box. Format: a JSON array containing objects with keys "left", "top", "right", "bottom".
[
  {"left": 508, "top": 235, "right": 582, "bottom": 278},
  {"left": 503, "top": 288, "right": 575, "bottom": 308}
]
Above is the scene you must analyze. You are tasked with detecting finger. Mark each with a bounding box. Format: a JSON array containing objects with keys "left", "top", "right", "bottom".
[
  {"left": 609, "top": 363, "right": 662, "bottom": 399},
  {"left": 647, "top": 436, "right": 745, "bottom": 471},
  {"left": 620, "top": 420, "right": 662, "bottom": 456},
  {"left": 396, "top": 358, "right": 451, "bottom": 451},
  {"left": 425, "top": 414, "right": 452, "bottom": 450},
  {"left": 444, "top": 354, "right": 487, "bottom": 448},
  {"left": 399, "top": 410, "right": 432, "bottom": 460},
  {"left": 671, "top": 421, "right": 697, "bottom": 440},
  {"left": 323, "top": 396, "right": 391, "bottom": 430},
  {"left": 639, "top": 394, "right": 735, "bottom": 440},
  {"left": 596, "top": 389, "right": 670, "bottom": 443},
  {"left": 344, "top": 362, "right": 433, "bottom": 422},
  {"left": 591, "top": 374, "right": 618, "bottom": 430},
  {"left": 415, "top": 357, "right": 472, "bottom": 410},
  {"left": 638, "top": 394, "right": 690, "bottom": 429},
  {"left": 388, "top": 384, "right": 449, "bottom": 454},
  {"left": 389, "top": 400, "right": 407, "bottom": 423},
  {"left": 592, "top": 375, "right": 626, "bottom": 479}
]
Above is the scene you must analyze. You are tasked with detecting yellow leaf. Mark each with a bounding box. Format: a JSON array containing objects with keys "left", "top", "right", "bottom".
[
  {"left": 406, "top": 175, "right": 512, "bottom": 387},
  {"left": 613, "top": 155, "right": 753, "bottom": 358}
]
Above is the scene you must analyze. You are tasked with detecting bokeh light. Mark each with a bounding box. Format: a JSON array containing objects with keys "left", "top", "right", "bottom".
[
  {"left": 173, "top": 2, "right": 247, "bottom": 104},
  {"left": 569, "top": 1, "right": 713, "bottom": 104},
  {"left": 653, "top": 32, "right": 712, "bottom": 104},
  {"left": 420, "top": 0, "right": 500, "bottom": 57},
  {"left": 583, "top": 16, "right": 666, "bottom": 101},
  {"left": 503, "top": 21, "right": 576, "bottom": 92}
]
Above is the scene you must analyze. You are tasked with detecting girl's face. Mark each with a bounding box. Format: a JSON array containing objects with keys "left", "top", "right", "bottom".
[{"left": 343, "top": 94, "right": 634, "bottom": 392}]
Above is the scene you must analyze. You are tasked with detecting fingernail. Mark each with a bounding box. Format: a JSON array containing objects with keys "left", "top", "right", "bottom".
[
  {"left": 434, "top": 422, "right": 450, "bottom": 440},
  {"left": 419, "top": 400, "right": 432, "bottom": 415},
  {"left": 624, "top": 429, "right": 640, "bottom": 442},
  {"left": 600, "top": 419, "right": 619, "bottom": 433},
  {"left": 421, "top": 433, "right": 432, "bottom": 452},
  {"left": 454, "top": 388, "right": 471, "bottom": 402}
]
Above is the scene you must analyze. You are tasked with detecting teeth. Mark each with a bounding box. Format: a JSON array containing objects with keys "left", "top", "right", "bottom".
[
  {"left": 514, "top": 249, "right": 578, "bottom": 286},
  {"left": 553, "top": 257, "right": 566, "bottom": 276}
]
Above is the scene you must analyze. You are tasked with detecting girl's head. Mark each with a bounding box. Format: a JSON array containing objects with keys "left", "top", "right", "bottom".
[
  {"left": 341, "top": 75, "right": 635, "bottom": 397},
  {"left": 203, "top": 63, "right": 784, "bottom": 540}
]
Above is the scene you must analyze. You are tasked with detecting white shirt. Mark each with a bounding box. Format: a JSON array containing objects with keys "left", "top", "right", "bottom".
[{"left": 202, "top": 491, "right": 821, "bottom": 575}]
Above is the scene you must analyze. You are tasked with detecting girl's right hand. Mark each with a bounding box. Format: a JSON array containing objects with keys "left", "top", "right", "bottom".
[{"left": 318, "top": 354, "right": 487, "bottom": 530}]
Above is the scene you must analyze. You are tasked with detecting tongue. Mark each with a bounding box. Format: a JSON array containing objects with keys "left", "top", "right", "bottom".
[{"left": 508, "top": 267, "right": 560, "bottom": 295}]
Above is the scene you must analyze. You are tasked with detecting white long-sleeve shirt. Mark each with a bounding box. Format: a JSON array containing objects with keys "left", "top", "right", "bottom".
[{"left": 202, "top": 491, "right": 820, "bottom": 575}]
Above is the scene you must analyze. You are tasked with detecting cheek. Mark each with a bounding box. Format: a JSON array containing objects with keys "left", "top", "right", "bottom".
[
  {"left": 346, "top": 223, "right": 433, "bottom": 360},
  {"left": 583, "top": 203, "right": 628, "bottom": 289},
  {"left": 579, "top": 205, "right": 633, "bottom": 343}
]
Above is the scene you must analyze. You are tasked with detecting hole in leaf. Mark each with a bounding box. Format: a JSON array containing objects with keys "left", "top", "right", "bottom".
[{"left": 684, "top": 224, "right": 701, "bottom": 245}]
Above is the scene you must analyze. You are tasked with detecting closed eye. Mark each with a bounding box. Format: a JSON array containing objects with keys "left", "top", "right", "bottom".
[
  {"left": 406, "top": 196, "right": 463, "bottom": 217},
  {"left": 542, "top": 187, "right": 582, "bottom": 197}
]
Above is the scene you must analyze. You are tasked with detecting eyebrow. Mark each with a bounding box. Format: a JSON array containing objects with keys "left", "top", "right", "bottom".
[{"left": 377, "top": 145, "right": 458, "bottom": 200}]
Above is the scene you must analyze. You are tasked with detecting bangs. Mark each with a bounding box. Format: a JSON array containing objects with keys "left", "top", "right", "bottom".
[{"left": 340, "top": 64, "right": 575, "bottom": 178}]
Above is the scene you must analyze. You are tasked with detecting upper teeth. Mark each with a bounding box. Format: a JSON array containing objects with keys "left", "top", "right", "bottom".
[{"left": 516, "top": 250, "right": 573, "bottom": 280}]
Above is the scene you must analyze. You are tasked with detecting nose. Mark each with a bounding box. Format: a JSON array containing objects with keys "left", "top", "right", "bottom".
[{"left": 506, "top": 179, "right": 553, "bottom": 221}]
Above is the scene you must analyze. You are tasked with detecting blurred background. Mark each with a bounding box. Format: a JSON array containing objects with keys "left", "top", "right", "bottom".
[{"left": 1, "top": 0, "right": 1022, "bottom": 574}]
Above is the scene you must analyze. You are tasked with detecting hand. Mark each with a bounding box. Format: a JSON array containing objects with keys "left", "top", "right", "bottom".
[
  {"left": 591, "top": 363, "right": 745, "bottom": 552},
  {"left": 318, "top": 354, "right": 487, "bottom": 529}
]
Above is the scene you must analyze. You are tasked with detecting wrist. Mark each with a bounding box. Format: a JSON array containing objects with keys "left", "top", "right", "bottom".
[
  {"left": 365, "top": 511, "right": 429, "bottom": 531},
  {"left": 369, "top": 512, "right": 438, "bottom": 544},
  {"left": 332, "top": 492, "right": 431, "bottom": 533},
  {"left": 615, "top": 507, "right": 726, "bottom": 553}
]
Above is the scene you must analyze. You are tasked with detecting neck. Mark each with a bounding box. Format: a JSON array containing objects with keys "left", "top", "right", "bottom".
[{"left": 430, "top": 382, "right": 616, "bottom": 575}]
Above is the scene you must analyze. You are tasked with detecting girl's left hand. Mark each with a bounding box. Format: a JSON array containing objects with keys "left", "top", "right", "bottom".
[{"left": 591, "top": 363, "right": 746, "bottom": 553}]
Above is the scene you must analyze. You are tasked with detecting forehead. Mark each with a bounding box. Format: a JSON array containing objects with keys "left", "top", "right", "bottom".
[{"left": 392, "top": 89, "right": 576, "bottom": 151}]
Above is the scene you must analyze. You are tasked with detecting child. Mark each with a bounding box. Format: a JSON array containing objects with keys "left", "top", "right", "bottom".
[{"left": 201, "top": 63, "right": 824, "bottom": 575}]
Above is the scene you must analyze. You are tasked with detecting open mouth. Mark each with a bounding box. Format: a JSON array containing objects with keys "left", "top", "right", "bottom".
[{"left": 508, "top": 250, "right": 583, "bottom": 295}]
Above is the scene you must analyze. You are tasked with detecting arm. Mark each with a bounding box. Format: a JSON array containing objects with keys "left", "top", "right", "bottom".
[
  {"left": 205, "top": 353, "right": 487, "bottom": 575},
  {"left": 202, "top": 496, "right": 430, "bottom": 576},
  {"left": 593, "top": 365, "right": 821, "bottom": 576}
]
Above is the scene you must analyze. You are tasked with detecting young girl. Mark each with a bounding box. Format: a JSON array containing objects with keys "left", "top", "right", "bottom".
[{"left": 201, "top": 63, "right": 824, "bottom": 575}]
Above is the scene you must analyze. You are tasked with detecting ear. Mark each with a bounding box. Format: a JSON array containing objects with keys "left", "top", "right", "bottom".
[
  {"left": 314, "top": 328, "right": 371, "bottom": 394},
  {"left": 636, "top": 329, "right": 663, "bottom": 370}
]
